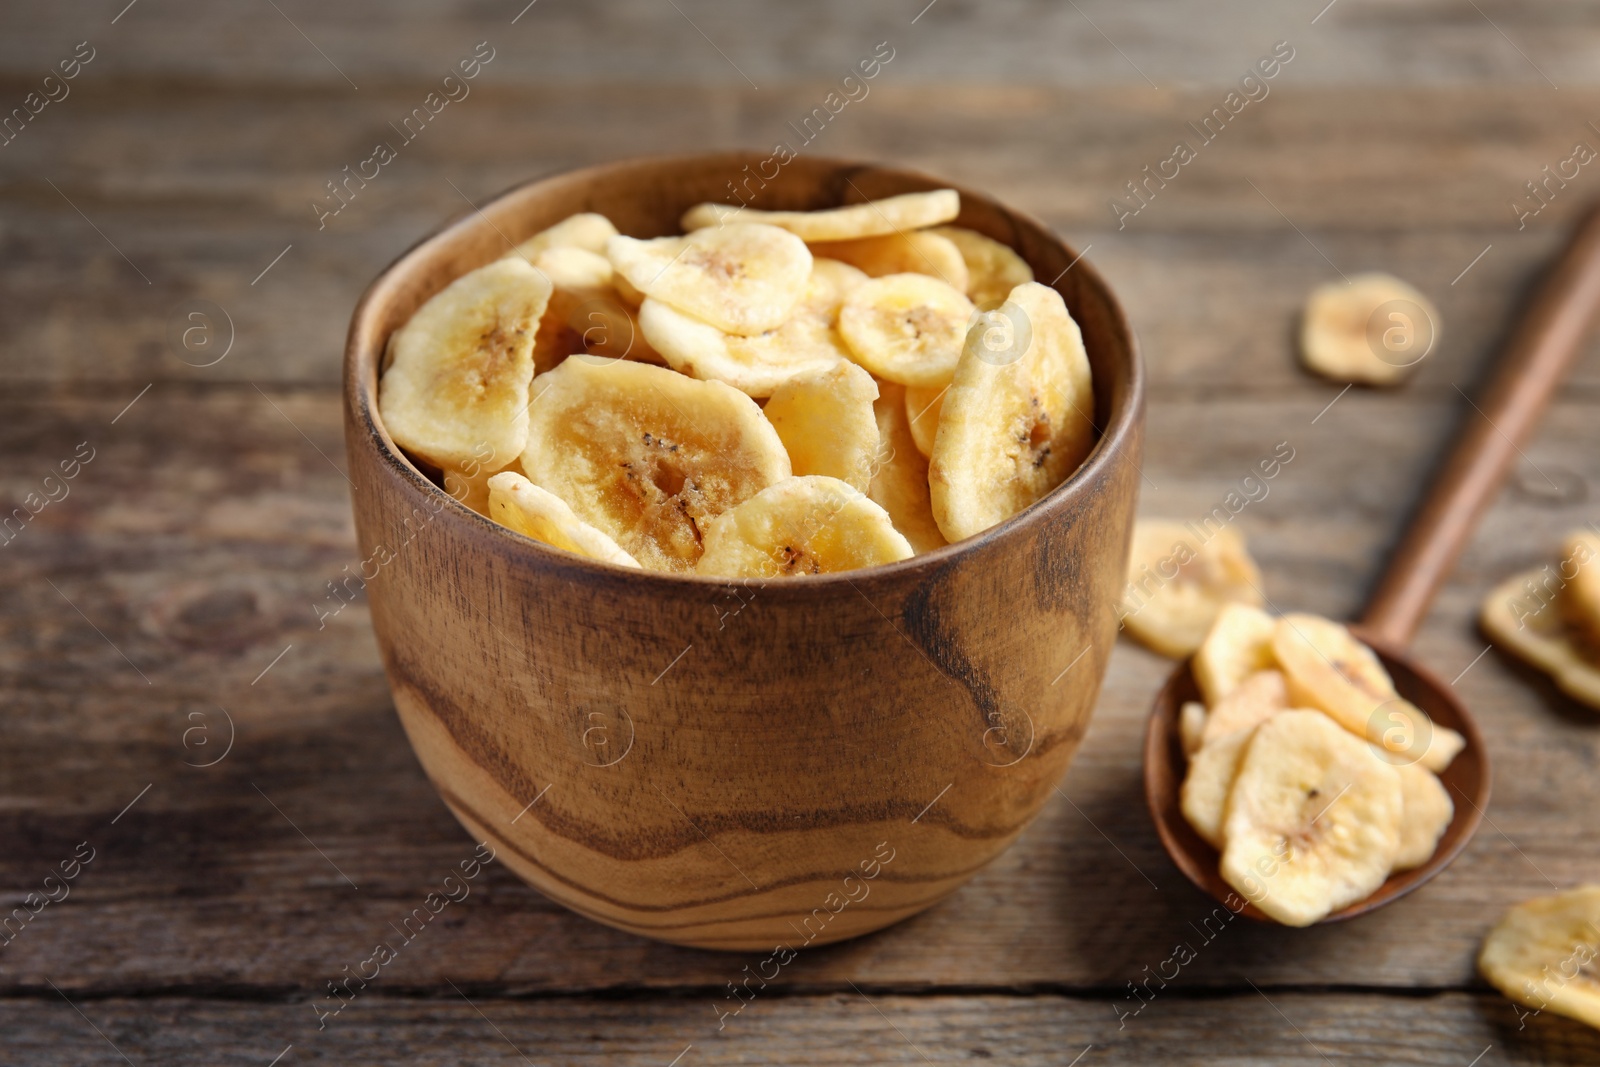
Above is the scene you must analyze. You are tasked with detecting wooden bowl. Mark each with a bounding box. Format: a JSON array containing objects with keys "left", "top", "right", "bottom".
[
  {"left": 342, "top": 153, "right": 1145, "bottom": 950},
  {"left": 1143, "top": 629, "right": 1490, "bottom": 924}
]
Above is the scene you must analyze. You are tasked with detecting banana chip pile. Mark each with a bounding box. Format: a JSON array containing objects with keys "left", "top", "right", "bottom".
[
  {"left": 1480, "top": 529, "right": 1600, "bottom": 710},
  {"left": 378, "top": 190, "right": 1099, "bottom": 578},
  {"left": 1178, "top": 604, "right": 1462, "bottom": 926}
]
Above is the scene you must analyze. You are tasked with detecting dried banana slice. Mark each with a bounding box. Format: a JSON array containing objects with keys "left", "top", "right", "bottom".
[
  {"left": 1561, "top": 530, "right": 1600, "bottom": 651},
  {"left": 696, "top": 475, "right": 913, "bottom": 579},
  {"left": 1481, "top": 569, "right": 1600, "bottom": 711},
  {"left": 1201, "top": 669, "right": 1287, "bottom": 747},
  {"left": 810, "top": 231, "right": 971, "bottom": 294},
  {"left": 1480, "top": 886, "right": 1600, "bottom": 1032},
  {"left": 1272, "top": 613, "right": 1465, "bottom": 772},
  {"left": 1300, "top": 272, "right": 1439, "bottom": 386},
  {"left": 763, "top": 361, "right": 880, "bottom": 492},
  {"left": 637, "top": 259, "right": 864, "bottom": 397},
  {"left": 607, "top": 223, "right": 811, "bottom": 336},
  {"left": 520, "top": 357, "right": 790, "bottom": 573},
  {"left": 930, "top": 226, "right": 1034, "bottom": 310},
  {"left": 904, "top": 384, "right": 945, "bottom": 458},
  {"left": 1179, "top": 700, "right": 1208, "bottom": 758},
  {"left": 867, "top": 382, "right": 947, "bottom": 555},
  {"left": 1220, "top": 709, "right": 1403, "bottom": 927},
  {"left": 378, "top": 257, "right": 552, "bottom": 470},
  {"left": 486, "top": 471, "right": 641, "bottom": 568},
  {"left": 505, "top": 212, "right": 620, "bottom": 262},
  {"left": 1389, "top": 758, "right": 1453, "bottom": 871},
  {"left": 530, "top": 247, "right": 616, "bottom": 373},
  {"left": 1119, "top": 521, "right": 1264, "bottom": 659},
  {"left": 443, "top": 462, "right": 503, "bottom": 516},
  {"left": 1181, "top": 725, "right": 1254, "bottom": 849},
  {"left": 681, "top": 189, "right": 960, "bottom": 242},
  {"left": 1193, "top": 602, "right": 1279, "bottom": 706},
  {"left": 928, "top": 283, "right": 1095, "bottom": 543},
  {"left": 838, "top": 274, "right": 975, "bottom": 389}
]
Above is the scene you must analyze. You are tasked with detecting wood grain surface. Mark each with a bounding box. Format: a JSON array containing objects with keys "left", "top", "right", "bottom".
[{"left": 4, "top": 0, "right": 1600, "bottom": 1062}]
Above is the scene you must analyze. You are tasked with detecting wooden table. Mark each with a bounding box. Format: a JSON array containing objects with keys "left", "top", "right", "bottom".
[{"left": 4, "top": 2, "right": 1600, "bottom": 1062}]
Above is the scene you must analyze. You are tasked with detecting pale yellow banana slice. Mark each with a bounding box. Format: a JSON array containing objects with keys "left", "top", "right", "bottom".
[
  {"left": 1300, "top": 272, "right": 1439, "bottom": 386},
  {"left": 637, "top": 258, "right": 864, "bottom": 397},
  {"left": 486, "top": 471, "right": 641, "bottom": 568},
  {"left": 867, "top": 382, "right": 947, "bottom": 555},
  {"left": 810, "top": 231, "right": 971, "bottom": 294},
  {"left": 928, "top": 283, "right": 1096, "bottom": 544},
  {"left": 378, "top": 257, "right": 552, "bottom": 470},
  {"left": 1179, "top": 700, "right": 1208, "bottom": 759},
  {"left": 1389, "top": 757, "right": 1453, "bottom": 871},
  {"left": 904, "top": 383, "right": 945, "bottom": 458},
  {"left": 1193, "top": 602, "right": 1279, "bottom": 706},
  {"left": 1220, "top": 709, "right": 1403, "bottom": 927},
  {"left": 530, "top": 247, "right": 614, "bottom": 373},
  {"left": 1561, "top": 530, "right": 1600, "bottom": 652},
  {"left": 505, "top": 212, "right": 619, "bottom": 262},
  {"left": 1200, "top": 669, "right": 1287, "bottom": 747},
  {"left": 763, "top": 361, "right": 880, "bottom": 492},
  {"left": 520, "top": 357, "right": 790, "bottom": 573},
  {"left": 681, "top": 189, "right": 959, "bottom": 242},
  {"left": 607, "top": 223, "right": 811, "bottom": 336},
  {"left": 929, "top": 226, "right": 1034, "bottom": 311},
  {"left": 1273, "top": 613, "right": 1465, "bottom": 772},
  {"left": 838, "top": 273, "right": 975, "bottom": 389},
  {"left": 1119, "top": 521, "right": 1264, "bottom": 659},
  {"left": 1481, "top": 569, "right": 1600, "bottom": 711},
  {"left": 696, "top": 475, "right": 913, "bottom": 579},
  {"left": 1480, "top": 886, "right": 1600, "bottom": 1032},
  {"left": 1181, "top": 725, "right": 1253, "bottom": 849}
]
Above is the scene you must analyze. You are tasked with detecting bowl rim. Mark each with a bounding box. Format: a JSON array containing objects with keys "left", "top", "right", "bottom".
[{"left": 343, "top": 151, "right": 1145, "bottom": 590}]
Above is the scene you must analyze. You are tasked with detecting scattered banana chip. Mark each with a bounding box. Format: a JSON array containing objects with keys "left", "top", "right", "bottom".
[
  {"left": 928, "top": 283, "right": 1096, "bottom": 543},
  {"left": 1273, "top": 613, "right": 1464, "bottom": 772},
  {"left": 904, "top": 384, "right": 944, "bottom": 459},
  {"left": 866, "top": 382, "right": 947, "bottom": 555},
  {"left": 696, "top": 475, "right": 913, "bottom": 579},
  {"left": 1179, "top": 700, "right": 1208, "bottom": 758},
  {"left": 681, "top": 189, "right": 960, "bottom": 243},
  {"left": 1481, "top": 568, "right": 1600, "bottom": 711},
  {"left": 608, "top": 223, "right": 812, "bottom": 336},
  {"left": 811, "top": 231, "right": 971, "bottom": 294},
  {"left": 930, "top": 226, "right": 1035, "bottom": 310},
  {"left": 1300, "top": 272, "right": 1439, "bottom": 386},
  {"left": 1390, "top": 757, "right": 1453, "bottom": 872},
  {"left": 378, "top": 257, "right": 552, "bottom": 470},
  {"left": 487, "top": 471, "right": 641, "bottom": 568},
  {"left": 1119, "top": 521, "right": 1265, "bottom": 659},
  {"left": 838, "top": 273, "right": 975, "bottom": 389},
  {"left": 763, "top": 361, "right": 880, "bottom": 492},
  {"left": 1193, "top": 602, "right": 1279, "bottom": 706},
  {"left": 520, "top": 357, "right": 791, "bottom": 573},
  {"left": 1480, "top": 886, "right": 1600, "bottom": 1032},
  {"left": 505, "top": 212, "right": 620, "bottom": 262},
  {"left": 1200, "top": 669, "right": 1287, "bottom": 747},
  {"left": 1561, "top": 530, "right": 1600, "bottom": 651},
  {"left": 1181, "top": 725, "right": 1254, "bottom": 849},
  {"left": 638, "top": 259, "right": 864, "bottom": 396},
  {"left": 1220, "top": 709, "right": 1403, "bottom": 927}
]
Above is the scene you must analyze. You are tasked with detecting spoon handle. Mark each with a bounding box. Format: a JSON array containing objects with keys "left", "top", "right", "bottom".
[{"left": 1361, "top": 205, "right": 1600, "bottom": 649}]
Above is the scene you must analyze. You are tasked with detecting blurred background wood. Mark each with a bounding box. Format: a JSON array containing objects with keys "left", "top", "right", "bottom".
[{"left": 4, "top": 0, "right": 1600, "bottom": 1062}]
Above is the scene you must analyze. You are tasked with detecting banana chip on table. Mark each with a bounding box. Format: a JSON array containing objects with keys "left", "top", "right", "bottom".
[
  {"left": 838, "top": 273, "right": 974, "bottom": 389},
  {"left": 1561, "top": 530, "right": 1600, "bottom": 650},
  {"left": 810, "top": 231, "right": 971, "bottom": 294},
  {"left": 1193, "top": 602, "right": 1279, "bottom": 706},
  {"left": 903, "top": 383, "right": 944, "bottom": 458},
  {"left": 696, "top": 475, "right": 913, "bottom": 579},
  {"left": 486, "top": 471, "right": 641, "bottom": 568},
  {"left": 378, "top": 257, "right": 552, "bottom": 470},
  {"left": 1180, "top": 724, "right": 1254, "bottom": 849},
  {"left": 1300, "top": 272, "right": 1439, "bottom": 386},
  {"left": 867, "top": 382, "right": 947, "bottom": 555},
  {"left": 681, "top": 189, "right": 960, "bottom": 242},
  {"left": 1273, "top": 613, "right": 1465, "bottom": 772},
  {"left": 520, "top": 357, "right": 791, "bottom": 573},
  {"left": 1119, "top": 521, "right": 1264, "bottom": 659},
  {"left": 928, "top": 282, "right": 1095, "bottom": 544},
  {"left": 1221, "top": 709, "right": 1403, "bottom": 927},
  {"left": 639, "top": 258, "right": 864, "bottom": 396},
  {"left": 608, "top": 223, "right": 811, "bottom": 336},
  {"left": 1199, "top": 668, "right": 1287, "bottom": 747},
  {"left": 1480, "top": 886, "right": 1600, "bottom": 1032},
  {"left": 1481, "top": 567, "right": 1600, "bottom": 710},
  {"left": 930, "top": 226, "right": 1035, "bottom": 310},
  {"left": 504, "top": 212, "right": 620, "bottom": 262},
  {"left": 763, "top": 361, "right": 880, "bottom": 492}
]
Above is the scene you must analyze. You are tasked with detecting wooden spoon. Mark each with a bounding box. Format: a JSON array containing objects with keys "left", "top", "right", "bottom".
[{"left": 1145, "top": 205, "right": 1600, "bottom": 923}]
